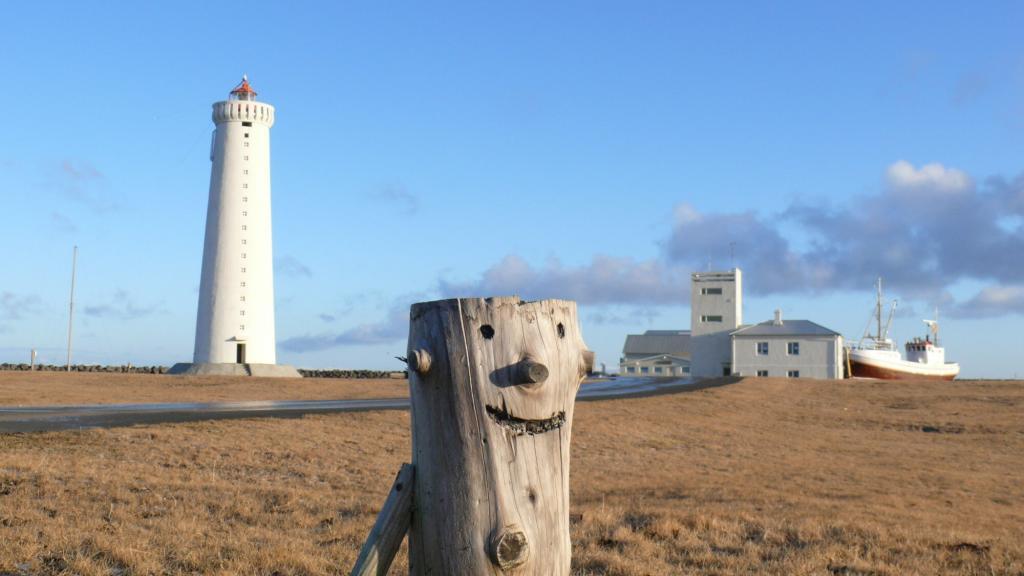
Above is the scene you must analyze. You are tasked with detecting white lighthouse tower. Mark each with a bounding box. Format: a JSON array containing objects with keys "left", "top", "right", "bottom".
[{"left": 171, "top": 76, "right": 299, "bottom": 377}]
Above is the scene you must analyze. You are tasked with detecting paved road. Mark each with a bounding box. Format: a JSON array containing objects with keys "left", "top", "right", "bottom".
[{"left": 0, "top": 377, "right": 707, "bottom": 433}]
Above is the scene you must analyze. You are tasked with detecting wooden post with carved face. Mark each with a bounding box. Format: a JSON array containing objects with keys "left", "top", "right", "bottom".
[{"left": 406, "top": 297, "right": 591, "bottom": 575}]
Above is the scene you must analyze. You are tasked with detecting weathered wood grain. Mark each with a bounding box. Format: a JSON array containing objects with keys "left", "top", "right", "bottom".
[
  {"left": 350, "top": 463, "right": 415, "bottom": 576},
  {"left": 407, "top": 297, "right": 590, "bottom": 575}
]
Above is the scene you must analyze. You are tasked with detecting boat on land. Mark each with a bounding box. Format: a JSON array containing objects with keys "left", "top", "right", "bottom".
[{"left": 846, "top": 279, "right": 960, "bottom": 381}]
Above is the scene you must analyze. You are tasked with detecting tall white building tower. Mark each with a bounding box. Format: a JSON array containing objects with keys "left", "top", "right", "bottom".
[
  {"left": 690, "top": 268, "right": 743, "bottom": 378},
  {"left": 171, "top": 77, "right": 299, "bottom": 377}
]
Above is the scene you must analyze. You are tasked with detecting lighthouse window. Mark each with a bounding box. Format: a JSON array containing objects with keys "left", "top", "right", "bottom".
[
  {"left": 242, "top": 225, "right": 247, "bottom": 230},
  {"left": 243, "top": 196, "right": 248, "bottom": 202},
  {"left": 701, "top": 315, "right": 723, "bottom": 323},
  {"left": 240, "top": 282, "right": 246, "bottom": 287},
  {"left": 240, "top": 310, "right": 245, "bottom": 316},
  {"left": 242, "top": 121, "right": 252, "bottom": 127},
  {"left": 241, "top": 253, "right": 246, "bottom": 259},
  {"left": 241, "top": 267, "right": 246, "bottom": 273},
  {"left": 244, "top": 169, "right": 248, "bottom": 175},
  {"left": 244, "top": 156, "right": 249, "bottom": 161},
  {"left": 240, "top": 296, "right": 246, "bottom": 302},
  {"left": 244, "top": 142, "right": 249, "bottom": 147},
  {"left": 240, "top": 324, "right": 245, "bottom": 330},
  {"left": 242, "top": 239, "right": 247, "bottom": 245},
  {"left": 244, "top": 133, "right": 249, "bottom": 138},
  {"left": 243, "top": 183, "right": 248, "bottom": 189},
  {"left": 242, "top": 211, "right": 247, "bottom": 216}
]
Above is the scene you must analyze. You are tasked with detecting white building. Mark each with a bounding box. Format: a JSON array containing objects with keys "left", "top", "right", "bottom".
[
  {"left": 731, "top": 310, "right": 844, "bottom": 379},
  {"left": 171, "top": 77, "right": 299, "bottom": 378},
  {"left": 619, "top": 330, "right": 691, "bottom": 377},
  {"left": 689, "top": 269, "right": 742, "bottom": 378}
]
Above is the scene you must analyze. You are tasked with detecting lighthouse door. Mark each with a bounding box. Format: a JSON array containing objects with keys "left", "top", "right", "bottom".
[{"left": 236, "top": 343, "right": 247, "bottom": 364}]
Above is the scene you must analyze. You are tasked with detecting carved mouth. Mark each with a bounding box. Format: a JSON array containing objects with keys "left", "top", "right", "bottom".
[{"left": 486, "top": 404, "right": 565, "bottom": 436}]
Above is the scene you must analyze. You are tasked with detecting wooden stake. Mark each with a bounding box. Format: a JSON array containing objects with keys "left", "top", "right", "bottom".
[
  {"left": 350, "top": 463, "right": 415, "bottom": 576},
  {"left": 406, "top": 297, "right": 591, "bottom": 575}
]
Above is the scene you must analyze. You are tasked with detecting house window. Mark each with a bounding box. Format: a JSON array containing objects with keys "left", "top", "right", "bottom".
[
  {"left": 701, "top": 315, "right": 723, "bottom": 323},
  {"left": 683, "top": 366, "right": 691, "bottom": 374},
  {"left": 701, "top": 287, "right": 723, "bottom": 295},
  {"left": 757, "top": 370, "right": 769, "bottom": 377},
  {"left": 788, "top": 342, "right": 800, "bottom": 355},
  {"left": 641, "top": 366, "right": 650, "bottom": 374},
  {"left": 788, "top": 370, "right": 800, "bottom": 378},
  {"left": 654, "top": 366, "right": 663, "bottom": 374},
  {"left": 626, "top": 366, "right": 635, "bottom": 374},
  {"left": 757, "top": 342, "right": 769, "bottom": 355}
]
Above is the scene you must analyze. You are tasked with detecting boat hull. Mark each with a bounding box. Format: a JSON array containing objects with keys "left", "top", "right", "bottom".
[{"left": 848, "top": 351, "right": 958, "bottom": 381}]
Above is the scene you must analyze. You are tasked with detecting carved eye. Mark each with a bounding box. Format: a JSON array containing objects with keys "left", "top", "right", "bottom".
[{"left": 480, "top": 324, "right": 495, "bottom": 339}]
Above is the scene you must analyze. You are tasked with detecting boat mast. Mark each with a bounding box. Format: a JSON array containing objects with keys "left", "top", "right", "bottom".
[
  {"left": 883, "top": 299, "right": 898, "bottom": 341},
  {"left": 876, "top": 277, "right": 883, "bottom": 341}
]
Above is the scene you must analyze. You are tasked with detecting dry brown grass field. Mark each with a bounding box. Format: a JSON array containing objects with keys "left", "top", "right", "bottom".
[
  {"left": 1, "top": 376, "right": 1022, "bottom": 575},
  {"left": 0, "top": 372, "right": 407, "bottom": 406}
]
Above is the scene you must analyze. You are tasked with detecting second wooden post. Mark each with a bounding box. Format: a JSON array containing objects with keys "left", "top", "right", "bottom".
[{"left": 406, "top": 297, "right": 591, "bottom": 575}]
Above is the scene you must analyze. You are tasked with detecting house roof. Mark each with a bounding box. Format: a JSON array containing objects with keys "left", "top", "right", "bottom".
[
  {"left": 622, "top": 353, "right": 691, "bottom": 364},
  {"left": 731, "top": 319, "right": 840, "bottom": 337},
  {"left": 622, "top": 330, "right": 691, "bottom": 355}
]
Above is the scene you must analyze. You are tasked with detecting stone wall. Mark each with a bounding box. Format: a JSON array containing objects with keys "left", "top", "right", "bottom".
[{"left": 0, "top": 363, "right": 168, "bottom": 373}]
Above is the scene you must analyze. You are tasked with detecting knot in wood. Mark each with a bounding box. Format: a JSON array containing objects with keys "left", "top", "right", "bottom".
[
  {"left": 408, "top": 349, "right": 432, "bottom": 375},
  {"left": 490, "top": 526, "right": 529, "bottom": 571}
]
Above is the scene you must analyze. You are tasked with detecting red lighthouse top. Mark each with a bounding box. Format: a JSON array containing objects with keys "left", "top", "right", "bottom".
[{"left": 229, "top": 75, "right": 257, "bottom": 101}]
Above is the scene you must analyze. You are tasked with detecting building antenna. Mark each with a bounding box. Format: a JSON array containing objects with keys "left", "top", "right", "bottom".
[{"left": 66, "top": 245, "right": 78, "bottom": 371}]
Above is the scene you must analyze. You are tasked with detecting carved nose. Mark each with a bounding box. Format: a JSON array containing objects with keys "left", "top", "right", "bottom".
[
  {"left": 409, "top": 349, "right": 432, "bottom": 374},
  {"left": 517, "top": 359, "right": 548, "bottom": 385}
]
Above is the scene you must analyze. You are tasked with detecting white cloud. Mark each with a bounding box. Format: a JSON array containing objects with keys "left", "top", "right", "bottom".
[
  {"left": 885, "top": 160, "right": 972, "bottom": 195},
  {"left": 439, "top": 254, "right": 688, "bottom": 305},
  {"left": 951, "top": 284, "right": 1024, "bottom": 318}
]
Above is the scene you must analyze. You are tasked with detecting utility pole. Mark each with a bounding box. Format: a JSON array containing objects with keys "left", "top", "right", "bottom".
[{"left": 66, "top": 245, "right": 78, "bottom": 372}]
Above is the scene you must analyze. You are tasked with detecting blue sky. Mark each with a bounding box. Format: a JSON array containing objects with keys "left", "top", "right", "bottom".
[{"left": 0, "top": 2, "right": 1022, "bottom": 377}]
